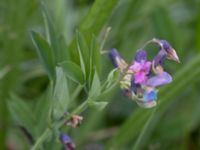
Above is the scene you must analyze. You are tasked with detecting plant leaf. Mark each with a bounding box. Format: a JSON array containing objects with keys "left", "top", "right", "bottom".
[
  {"left": 59, "top": 61, "right": 85, "bottom": 84},
  {"left": 53, "top": 67, "right": 70, "bottom": 119},
  {"left": 79, "top": 0, "right": 119, "bottom": 35},
  {"left": 33, "top": 83, "right": 53, "bottom": 137},
  {"left": 76, "top": 32, "right": 87, "bottom": 76},
  {"left": 91, "top": 35, "right": 101, "bottom": 74},
  {"left": 31, "top": 31, "right": 55, "bottom": 79},
  {"left": 106, "top": 68, "right": 120, "bottom": 89},
  {"left": 89, "top": 70, "right": 101, "bottom": 99},
  {"left": 41, "top": 3, "right": 60, "bottom": 63},
  {"left": 7, "top": 94, "right": 36, "bottom": 137},
  {"left": 88, "top": 101, "right": 108, "bottom": 111},
  {"left": 69, "top": 0, "right": 119, "bottom": 63}
]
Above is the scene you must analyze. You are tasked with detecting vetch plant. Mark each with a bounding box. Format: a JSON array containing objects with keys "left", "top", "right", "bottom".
[
  {"left": 29, "top": 31, "right": 119, "bottom": 149},
  {"left": 4, "top": 0, "right": 200, "bottom": 150},
  {"left": 16, "top": 4, "right": 121, "bottom": 150},
  {"left": 6, "top": 1, "right": 182, "bottom": 150},
  {"left": 110, "top": 38, "right": 180, "bottom": 108}
]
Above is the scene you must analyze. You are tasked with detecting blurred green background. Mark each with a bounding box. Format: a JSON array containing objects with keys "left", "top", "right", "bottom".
[{"left": 0, "top": 0, "right": 200, "bottom": 150}]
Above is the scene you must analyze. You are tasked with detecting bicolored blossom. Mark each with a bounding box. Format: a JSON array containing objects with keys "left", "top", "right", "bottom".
[
  {"left": 109, "top": 39, "right": 180, "bottom": 108},
  {"left": 66, "top": 115, "right": 83, "bottom": 128},
  {"left": 59, "top": 134, "right": 75, "bottom": 150}
]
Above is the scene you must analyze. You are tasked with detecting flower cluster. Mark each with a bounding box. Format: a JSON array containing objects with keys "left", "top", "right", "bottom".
[{"left": 109, "top": 38, "right": 180, "bottom": 108}]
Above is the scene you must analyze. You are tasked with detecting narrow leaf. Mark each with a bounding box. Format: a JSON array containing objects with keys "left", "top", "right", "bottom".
[
  {"left": 42, "top": 3, "right": 60, "bottom": 63},
  {"left": 106, "top": 68, "right": 120, "bottom": 89},
  {"left": 34, "top": 84, "right": 53, "bottom": 135},
  {"left": 59, "top": 61, "right": 85, "bottom": 84},
  {"left": 53, "top": 67, "right": 70, "bottom": 119},
  {"left": 76, "top": 31, "right": 89, "bottom": 77},
  {"left": 7, "top": 94, "right": 36, "bottom": 137},
  {"left": 31, "top": 31, "right": 55, "bottom": 79},
  {"left": 89, "top": 70, "right": 101, "bottom": 98},
  {"left": 79, "top": 0, "right": 119, "bottom": 35},
  {"left": 88, "top": 101, "right": 108, "bottom": 111}
]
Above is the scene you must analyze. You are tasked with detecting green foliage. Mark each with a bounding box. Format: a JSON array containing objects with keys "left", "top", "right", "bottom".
[
  {"left": 8, "top": 94, "right": 36, "bottom": 136},
  {"left": 89, "top": 70, "right": 101, "bottom": 99},
  {"left": 31, "top": 31, "right": 55, "bottom": 80},
  {"left": 59, "top": 61, "right": 85, "bottom": 84},
  {"left": 2, "top": 0, "right": 200, "bottom": 150},
  {"left": 88, "top": 101, "right": 108, "bottom": 111},
  {"left": 53, "top": 67, "right": 70, "bottom": 119}
]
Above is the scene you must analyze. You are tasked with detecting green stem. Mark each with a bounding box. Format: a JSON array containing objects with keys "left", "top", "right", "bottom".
[
  {"left": 31, "top": 128, "right": 51, "bottom": 150},
  {"left": 56, "top": 97, "right": 92, "bottom": 128},
  {"left": 132, "top": 108, "right": 156, "bottom": 150},
  {"left": 31, "top": 97, "right": 92, "bottom": 150},
  {"left": 31, "top": 77, "right": 117, "bottom": 149}
]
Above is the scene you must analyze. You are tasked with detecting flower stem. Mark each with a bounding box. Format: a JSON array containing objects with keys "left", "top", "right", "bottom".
[
  {"left": 141, "top": 38, "right": 160, "bottom": 49},
  {"left": 31, "top": 128, "right": 51, "bottom": 150},
  {"left": 56, "top": 97, "right": 92, "bottom": 128},
  {"left": 31, "top": 97, "right": 92, "bottom": 150}
]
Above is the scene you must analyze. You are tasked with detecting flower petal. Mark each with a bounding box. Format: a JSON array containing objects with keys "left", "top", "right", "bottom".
[
  {"left": 129, "top": 61, "right": 141, "bottom": 72},
  {"left": 135, "top": 90, "right": 157, "bottom": 108},
  {"left": 153, "top": 49, "right": 167, "bottom": 67},
  {"left": 59, "top": 134, "right": 72, "bottom": 144},
  {"left": 156, "top": 40, "right": 180, "bottom": 63},
  {"left": 136, "top": 99, "right": 157, "bottom": 108},
  {"left": 146, "top": 72, "right": 172, "bottom": 87},
  {"left": 134, "top": 72, "right": 148, "bottom": 84},
  {"left": 109, "top": 48, "right": 128, "bottom": 71},
  {"left": 134, "top": 49, "right": 147, "bottom": 62},
  {"left": 144, "top": 90, "right": 157, "bottom": 101},
  {"left": 142, "top": 61, "right": 152, "bottom": 73},
  {"left": 160, "top": 40, "right": 172, "bottom": 50}
]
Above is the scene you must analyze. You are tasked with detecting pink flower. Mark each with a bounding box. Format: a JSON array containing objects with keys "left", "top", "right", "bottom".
[
  {"left": 134, "top": 72, "right": 147, "bottom": 84},
  {"left": 129, "top": 61, "right": 151, "bottom": 84}
]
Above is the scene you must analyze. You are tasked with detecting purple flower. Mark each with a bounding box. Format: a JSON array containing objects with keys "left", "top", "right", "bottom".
[
  {"left": 109, "top": 39, "right": 180, "bottom": 108},
  {"left": 134, "top": 49, "right": 147, "bottom": 62},
  {"left": 153, "top": 39, "right": 180, "bottom": 64},
  {"left": 146, "top": 71, "right": 172, "bottom": 87},
  {"left": 59, "top": 134, "right": 75, "bottom": 150},
  {"left": 153, "top": 49, "right": 167, "bottom": 67},
  {"left": 109, "top": 48, "right": 128, "bottom": 71},
  {"left": 129, "top": 50, "right": 151, "bottom": 84}
]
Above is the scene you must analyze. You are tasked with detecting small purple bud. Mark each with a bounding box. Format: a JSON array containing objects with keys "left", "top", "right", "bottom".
[
  {"left": 109, "top": 48, "right": 120, "bottom": 68},
  {"left": 134, "top": 49, "right": 147, "bottom": 62},
  {"left": 159, "top": 40, "right": 172, "bottom": 51},
  {"left": 59, "top": 134, "right": 75, "bottom": 150},
  {"left": 109, "top": 48, "right": 128, "bottom": 71},
  {"left": 157, "top": 40, "right": 180, "bottom": 63},
  {"left": 60, "top": 134, "right": 72, "bottom": 144}
]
